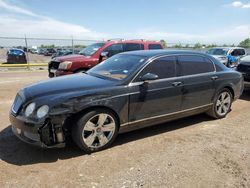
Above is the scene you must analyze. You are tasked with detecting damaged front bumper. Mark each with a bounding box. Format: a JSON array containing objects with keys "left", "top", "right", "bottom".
[{"left": 10, "top": 113, "right": 65, "bottom": 148}]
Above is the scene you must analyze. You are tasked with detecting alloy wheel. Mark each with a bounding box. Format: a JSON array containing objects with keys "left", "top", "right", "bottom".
[
  {"left": 82, "top": 113, "right": 116, "bottom": 149},
  {"left": 216, "top": 91, "right": 231, "bottom": 116}
]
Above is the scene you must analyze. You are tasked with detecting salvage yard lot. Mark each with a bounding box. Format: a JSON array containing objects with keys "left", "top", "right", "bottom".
[{"left": 0, "top": 71, "right": 250, "bottom": 187}]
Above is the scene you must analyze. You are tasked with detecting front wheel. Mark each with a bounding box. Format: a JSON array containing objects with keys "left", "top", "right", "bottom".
[
  {"left": 72, "top": 109, "right": 119, "bottom": 153},
  {"left": 207, "top": 89, "right": 233, "bottom": 119}
]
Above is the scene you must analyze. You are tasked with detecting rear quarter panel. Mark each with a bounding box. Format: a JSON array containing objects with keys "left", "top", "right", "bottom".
[{"left": 215, "top": 70, "right": 243, "bottom": 100}]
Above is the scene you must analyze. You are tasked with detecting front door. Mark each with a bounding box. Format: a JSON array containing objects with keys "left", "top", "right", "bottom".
[{"left": 128, "top": 56, "right": 183, "bottom": 122}]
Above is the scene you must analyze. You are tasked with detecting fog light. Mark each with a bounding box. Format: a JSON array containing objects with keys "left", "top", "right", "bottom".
[{"left": 16, "top": 128, "right": 21, "bottom": 134}]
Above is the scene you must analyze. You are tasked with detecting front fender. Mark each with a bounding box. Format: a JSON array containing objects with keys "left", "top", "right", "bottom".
[{"left": 49, "top": 89, "right": 129, "bottom": 126}]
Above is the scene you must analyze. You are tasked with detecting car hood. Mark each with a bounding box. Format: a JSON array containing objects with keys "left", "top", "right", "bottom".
[
  {"left": 240, "top": 55, "right": 250, "bottom": 64},
  {"left": 21, "top": 73, "right": 116, "bottom": 101},
  {"left": 56, "top": 54, "right": 89, "bottom": 62},
  {"left": 239, "top": 61, "right": 250, "bottom": 66}
]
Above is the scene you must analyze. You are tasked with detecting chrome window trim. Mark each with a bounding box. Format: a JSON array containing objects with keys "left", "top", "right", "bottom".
[
  {"left": 129, "top": 53, "right": 217, "bottom": 86},
  {"left": 129, "top": 71, "right": 216, "bottom": 87},
  {"left": 120, "top": 103, "right": 213, "bottom": 126}
]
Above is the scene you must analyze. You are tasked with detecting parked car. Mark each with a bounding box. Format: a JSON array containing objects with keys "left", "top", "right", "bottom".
[
  {"left": 236, "top": 55, "right": 250, "bottom": 88},
  {"left": 48, "top": 39, "right": 163, "bottom": 77},
  {"left": 37, "top": 48, "right": 46, "bottom": 55},
  {"left": 10, "top": 50, "right": 243, "bottom": 152},
  {"left": 5, "top": 48, "right": 27, "bottom": 64},
  {"left": 44, "top": 48, "right": 56, "bottom": 56},
  {"left": 206, "top": 47, "right": 246, "bottom": 67},
  {"left": 30, "top": 49, "right": 39, "bottom": 54},
  {"left": 51, "top": 49, "right": 80, "bottom": 59}
]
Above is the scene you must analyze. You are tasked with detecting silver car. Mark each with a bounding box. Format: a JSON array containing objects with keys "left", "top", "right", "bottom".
[{"left": 207, "top": 47, "right": 246, "bottom": 67}]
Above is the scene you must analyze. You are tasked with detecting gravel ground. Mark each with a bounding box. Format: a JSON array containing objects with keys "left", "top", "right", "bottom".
[{"left": 0, "top": 71, "right": 249, "bottom": 188}]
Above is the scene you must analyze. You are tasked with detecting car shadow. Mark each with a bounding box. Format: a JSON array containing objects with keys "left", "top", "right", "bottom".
[
  {"left": 0, "top": 113, "right": 212, "bottom": 166},
  {"left": 240, "top": 89, "right": 250, "bottom": 101}
]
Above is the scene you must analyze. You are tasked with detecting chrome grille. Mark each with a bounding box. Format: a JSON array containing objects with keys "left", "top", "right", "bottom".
[
  {"left": 237, "top": 64, "right": 250, "bottom": 73},
  {"left": 49, "top": 61, "right": 60, "bottom": 70}
]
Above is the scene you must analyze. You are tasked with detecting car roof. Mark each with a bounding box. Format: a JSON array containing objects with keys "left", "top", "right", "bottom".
[
  {"left": 120, "top": 49, "right": 207, "bottom": 58},
  {"left": 105, "top": 39, "right": 161, "bottom": 45},
  {"left": 10, "top": 48, "right": 24, "bottom": 52},
  {"left": 210, "top": 47, "right": 245, "bottom": 50}
]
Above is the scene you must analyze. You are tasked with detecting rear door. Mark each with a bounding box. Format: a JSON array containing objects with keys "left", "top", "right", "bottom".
[{"left": 177, "top": 55, "right": 216, "bottom": 110}]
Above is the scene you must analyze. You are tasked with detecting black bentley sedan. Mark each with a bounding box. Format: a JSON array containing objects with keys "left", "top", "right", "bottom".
[{"left": 10, "top": 50, "right": 243, "bottom": 152}]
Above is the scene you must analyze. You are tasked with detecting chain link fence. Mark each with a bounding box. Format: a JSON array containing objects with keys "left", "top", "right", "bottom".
[
  {"left": 0, "top": 36, "right": 249, "bottom": 65},
  {"left": 0, "top": 37, "right": 103, "bottom": 65}
]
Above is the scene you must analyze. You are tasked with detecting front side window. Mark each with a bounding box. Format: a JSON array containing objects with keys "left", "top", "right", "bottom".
[
  {"left": 79, "top": 42, "right": 105, "bottom": 57},
  {"left": 178, "top": 55, "right": 214, "bottom": 76},
  {"left": 88, "top": 54, "right": 147, "bottom": 81},
  {"left": 103, "top": 44, "right": 124, "bottom": 57},
  {"left": 148, "top": 44, "right": 163, "bottom": 50},
  {"left": 135, "top": 56, "right": 176, "bottom": 81}
]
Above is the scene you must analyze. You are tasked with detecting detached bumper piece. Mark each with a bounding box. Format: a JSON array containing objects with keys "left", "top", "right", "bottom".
[{"left": 10, "top": 114, "right": 65, "bottom": 148}]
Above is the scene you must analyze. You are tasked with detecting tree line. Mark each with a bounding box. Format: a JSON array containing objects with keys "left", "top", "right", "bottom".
[{"left": 160, "top": 38, "right": 250, "bottom": 49}]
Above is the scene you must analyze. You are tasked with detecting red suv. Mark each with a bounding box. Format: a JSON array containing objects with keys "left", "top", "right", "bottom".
[{"left": 48, "top": 39, "right": 163, "bottom": 77}]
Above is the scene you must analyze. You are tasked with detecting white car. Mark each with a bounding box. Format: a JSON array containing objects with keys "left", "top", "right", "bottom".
[{"left": 207, "top": 47, "right": 246, "bottom": 67}]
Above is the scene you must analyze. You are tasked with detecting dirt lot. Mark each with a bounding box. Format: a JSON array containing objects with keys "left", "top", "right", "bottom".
[{"left": 0, "top": 71, "right": 250, "bottom": 188}]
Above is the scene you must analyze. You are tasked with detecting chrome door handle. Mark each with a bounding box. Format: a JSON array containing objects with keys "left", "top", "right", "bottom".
[
  {"left": 211, "top": 76, "right": 218, "bottom": 80},
  {"left": 172, "top": 82, "right": 182, "bottom": 87}
]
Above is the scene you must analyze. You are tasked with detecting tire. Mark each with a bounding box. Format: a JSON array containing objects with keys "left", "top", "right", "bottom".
[
  {"left": 207, "top": 88, "right": 233, "bottom": 119},
  {"left": 71, "top": 109, "right": 119, "bottom": 153}
]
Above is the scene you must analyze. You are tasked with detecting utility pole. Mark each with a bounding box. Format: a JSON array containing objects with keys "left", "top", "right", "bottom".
[
  {"left": 71, "top": 36, "right": 74, "bottom": 54},
  {"left": 24, "top": 35, "right": 30, "bottom": 70}
]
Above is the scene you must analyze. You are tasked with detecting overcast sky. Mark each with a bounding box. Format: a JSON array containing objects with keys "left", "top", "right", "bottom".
[{"left": 0, "top": 0, "right": 250, "bottom": 44}]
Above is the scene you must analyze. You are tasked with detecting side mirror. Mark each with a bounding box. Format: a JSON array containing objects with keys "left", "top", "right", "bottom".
[
  {"left": 101, "top": 52, "right": 109, "bottom": 57},
  {"left": 140, "top": 73, "right": 159, "bottom": 82},
  {"left": 100, "top": 52, "right": 109, "bottom": 62}
]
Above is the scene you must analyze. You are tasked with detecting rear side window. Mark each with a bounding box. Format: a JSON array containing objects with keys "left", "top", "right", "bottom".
[
  {"left": 124, "top": 43, "right": 143, "bottom": 51},
  {"left": 178, "top": 55, "right": 214, "bottom": 76},
  {"left": 135, "top": 56, "right": 176, "bottom": 81},
  {"left": 148, "top": 44, "right": 163, "bottom": 50}
]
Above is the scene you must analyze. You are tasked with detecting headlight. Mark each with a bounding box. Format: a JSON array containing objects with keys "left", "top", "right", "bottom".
[
  {"left": 58, "top": 61, "right": 72, "bottom": 70},
  {"left": 25, "top": 102, "right": 36, "bottom": 117},
  {"left": 37, "top": 105, "right": 49, "bottom": 118}
]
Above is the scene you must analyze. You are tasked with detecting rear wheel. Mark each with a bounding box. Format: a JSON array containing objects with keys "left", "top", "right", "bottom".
[
  {"left": 207, "top": 89, "right": 233, "bottom": 119},
  {"left": 72, "top": 109, "right": 119, "bottom": 153}
]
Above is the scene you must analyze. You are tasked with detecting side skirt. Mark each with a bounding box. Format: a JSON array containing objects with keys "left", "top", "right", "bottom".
[{"left": 119, "top": 104, "right": 212, "bottom": 133}]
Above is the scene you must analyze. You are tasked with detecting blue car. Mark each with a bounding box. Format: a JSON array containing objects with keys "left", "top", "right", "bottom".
[{"left": 6, "top": 48, "right": 27, "bottom": 64}]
